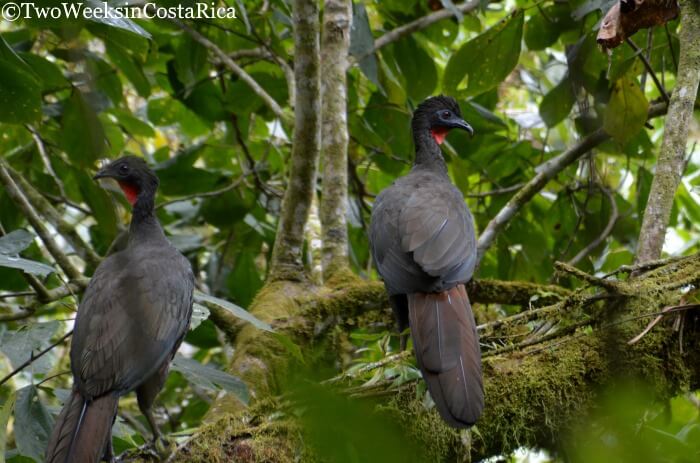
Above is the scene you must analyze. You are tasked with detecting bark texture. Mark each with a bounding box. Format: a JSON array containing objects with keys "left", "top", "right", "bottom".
[
  {"left": 268, "top": 0, "right": 322, "bottom": 282},
  {"left": 636, "top": 0, "right": 700, "bottom": 263},
  {"left": 320, "top": 0, "right": 352, "bottom": 281}
]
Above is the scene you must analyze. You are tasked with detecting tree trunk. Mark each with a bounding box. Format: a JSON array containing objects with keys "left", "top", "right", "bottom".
[
  {"left": 320, "top": 0, "right": 352, "bottom": 281},
  {"left": 636, "top": 0, "right": 700, "bottom": 263},
  {"left": 268, "top": 0, "right": 322, "bottom": 282}
]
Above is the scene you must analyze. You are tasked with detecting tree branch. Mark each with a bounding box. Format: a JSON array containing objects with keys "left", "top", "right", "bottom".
[
  {"left": 268, "top": 0, "right": 322, "bottom": 282},
  {"left": 169, "top": 18, "right": 290, "bottom": 123},
  {"left": 368, "top": 0, "right": 481, "bottom": 57},
  {"left": 320, "top": 0, "right": 352, "bottom": 280},
  {"left": 0, "top": 158, "right": 82, "bottom": 281},
  {"left": 635, "top": 0, "right": 700, "bottom": 263},
  {"left": 6, "top": 163, "right": 102, "bottom": 268},
  {"left": 476, "top": 102, "right": 668, "bottom": 262}
]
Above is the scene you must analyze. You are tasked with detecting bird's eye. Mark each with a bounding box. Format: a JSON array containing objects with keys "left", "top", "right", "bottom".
[
  {"left": 441, "top": 111, "right": 450, "bottom": 119},
  {"left": 118, "top": 164, "right": 129, "bottom": 174}
]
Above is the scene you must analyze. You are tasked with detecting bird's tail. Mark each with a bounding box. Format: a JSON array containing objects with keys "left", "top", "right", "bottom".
[
  {"left": 45, "top": 388, "right": 118, "bottom": 463},
  {"left": 407, "top": 284, "right": 484, "bottom": 427}
]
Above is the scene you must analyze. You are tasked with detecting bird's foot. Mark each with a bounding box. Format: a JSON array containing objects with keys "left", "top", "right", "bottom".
[{"left": 154, "top": 436, "right": 176, "bottom": 459}]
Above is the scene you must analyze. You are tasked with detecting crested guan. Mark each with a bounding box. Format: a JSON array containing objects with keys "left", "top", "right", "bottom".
[
  {"left": 369, "top": 96, "right": 484, "bottom": 428},
  {"left": 45, "top": 156, "right": 194, "bottom": 463}
]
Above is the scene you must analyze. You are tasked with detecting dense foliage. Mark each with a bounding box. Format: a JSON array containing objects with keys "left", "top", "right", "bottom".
[{"left": 0, "top": 0, "right": 698, "bottom": 461}]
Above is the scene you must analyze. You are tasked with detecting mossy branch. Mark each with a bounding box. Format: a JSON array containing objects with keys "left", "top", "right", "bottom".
[{"left": 166, "top": 254, "right": 700, "bottom": 462}]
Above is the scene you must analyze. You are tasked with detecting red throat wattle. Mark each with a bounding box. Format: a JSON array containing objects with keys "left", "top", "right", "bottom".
[
  {"left": 431, "top": 128, "right": 449, "bottom": 145},
  {"left": 118, "top": 181, "right": 140, "bottom": 206}
]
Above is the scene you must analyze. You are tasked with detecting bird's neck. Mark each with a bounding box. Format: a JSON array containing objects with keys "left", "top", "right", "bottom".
[
  {"left": 129, "top": 190, "right": 166, "bottom": 243},
  {"left": 413, "top": 123, "right": 448, "bottom": 174}
]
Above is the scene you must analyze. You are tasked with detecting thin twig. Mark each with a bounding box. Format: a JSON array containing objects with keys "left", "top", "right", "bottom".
[
  {"left": 156, "top": 174, "right": 249, "bottom": 209},
  {"left": 27, "top": 125, "right": 67, "bottom": 199},
  {"left": 464, "top": 183, "right": 524, "bottom": 198},
  {"left": 626, "top": 37, "right": 670, "bottom": 103},
  {"left": 567, "top": 186, "right": 619, "bottom": 266},
  {"left": 0, "top": 330, "right": 73, "bottom": 387},
  {"left": 359, "top": 0, "right": 481, "bottom": 61},
  {"left": 167, "top": 16, "right": 288, "bottom": 122}
]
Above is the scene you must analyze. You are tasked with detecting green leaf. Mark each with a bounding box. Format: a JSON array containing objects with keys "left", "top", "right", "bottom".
[
  {"left": 0, "top": 392, "right": 15, "bottom": 463},
  {"left": 0, "top": 230, "right": 34, "bottom": 254},
  {"left": 0, "top": 255, "right": 54, "bottom": 277},
  {"left": 110, "top": 108, "right": 155, "bottom": 137},
  {"left": 106, "top": 41, "right": 150, "bottom": 97},
  {"left": 524, "top": 4, "right": 576, "bottom": 51},
  {"left": 0, "top": 230, "right": 54, "bottom": 277},
  {"left": 350, "top": 2, "right": 380, "bottom": 87},
  {"left": 18, "top": 53, "right": 68, "bottom": 92},
  {"left": 194, "top": 292, "right": 273, "bottom": 332},
  {"left": 540, "top": 75, "right": 575, "bottom": 127},
  {"left": 603, "top": 77, "right": 649, "bottom": 144},
  {"left": 225, "top": 251, "right": 263, "bottom": 307},
  {"left": 0, "top": 59, "right": 42, "bottom": 124},
  {"left": 392, "top": 37, "right": 437, "bottom": 101},
  {"left": 84, "top": 0, "right": 151, "bottom": 39},
  {"left": 0, "top": 322, "right": 60, "bottom": 373},
  {"left": 444, "top": 10, "right": 523, "bottom": 96},
  {"left": 170, "top": 355, "right": 248, "bottom": 403},
  {"left": 61, "top": 91, "right": 107, "bottom": 166},
  {"left": 190, "top": 303, "right": 210, "bottom": 331},
  {"left": 14, "top": 385, "right": 54, "bottom": 463}
]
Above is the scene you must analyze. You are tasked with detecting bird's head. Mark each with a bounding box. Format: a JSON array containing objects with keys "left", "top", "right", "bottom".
[
  {"left": 412, "top": 95, "right": 474, "bottom": 145},
  {"left": 94, "top": 156, "right": 159, "bottom": 206}
]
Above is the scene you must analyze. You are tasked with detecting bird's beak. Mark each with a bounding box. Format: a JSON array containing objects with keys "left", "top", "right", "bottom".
[
  {"left": 453, "top": 118, "right": 474, "bottom": 137},
  {"left": 93, "top": 168, "right": 109, "bottom": 180}
]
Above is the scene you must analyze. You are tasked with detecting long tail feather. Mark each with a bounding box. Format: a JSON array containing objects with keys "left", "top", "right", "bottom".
[
  {"left": 408, "top": 284, "right": 483, "bottom": 427},
  {"left": 45, "top": 389, "right": 118, "bottom": 463}
]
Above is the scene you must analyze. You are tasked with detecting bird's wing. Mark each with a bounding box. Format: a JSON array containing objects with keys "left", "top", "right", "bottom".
[
  {"left": 398, "top": 185, "right": 476, "bottom": 278},
  {"left": 71, "top": 249, "right": 194, "bottom": 398}
]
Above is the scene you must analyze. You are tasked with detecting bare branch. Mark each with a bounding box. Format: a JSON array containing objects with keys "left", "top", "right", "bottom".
[
  {"left": 169, "top": 18, "right": 290, "bottom": 123},
  {"left": 476, "top": 102, "right": 668, "bottom": 262},
  {"left": 368, "top": 0, "right": 480, "bottom": 57},
  {"left": 6, "top": 163, "right": 102, "bottom": 268},
  {"left": 0, "top": 330, "right": 72, "bottom": 387}
]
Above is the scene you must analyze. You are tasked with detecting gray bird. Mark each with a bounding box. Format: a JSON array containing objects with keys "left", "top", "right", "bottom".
[
  {"left": 45, "top": 156, "right": 194, "bottom": 462},
  {"left": 369, "top": 96, "right": 484, "bottom": 427}
]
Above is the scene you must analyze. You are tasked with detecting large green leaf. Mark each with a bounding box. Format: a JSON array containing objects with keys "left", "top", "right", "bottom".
[
  {"left": 170, "top": 355, "right": 248, "bottom": 403},
  {"left": 194, "top": 292, "right": 273, "bottom": 333},
  {"left": 0, "top": 230, "right": 54, "bottom": 277},
  {"left": 540, "top": 75, "right": 575, "bottom": 127},
  {"left": 60, "top": 91, "right": 107, "bottom": 166},
  {"left": 350, "top": 2, "right": 380, "bottom": 87},
  {"left": 524, "top": 4, "right": 576, "bottom": 51},
  {"left": 392, "top": 37, "right": 437, "bottom": 101},
  {"left": 14, "top": 385, "right": 53, "bottom": 463},
  {"left": 0, "top": 55, "right": 41, "bottom": 124},
  {"left": 603, "top": 77, "right": 649, "bottom": 144},
  {"left": 444, "top": 10, "right": 524, "bottom": 96}
]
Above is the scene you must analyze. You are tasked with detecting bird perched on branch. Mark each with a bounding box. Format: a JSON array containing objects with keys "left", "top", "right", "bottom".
[
  {"left": 369, "top": 96, "right": 484, "bottom": 428},
  {"left": 45, "top": 156, "right": 194, "bottom": 463}
]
